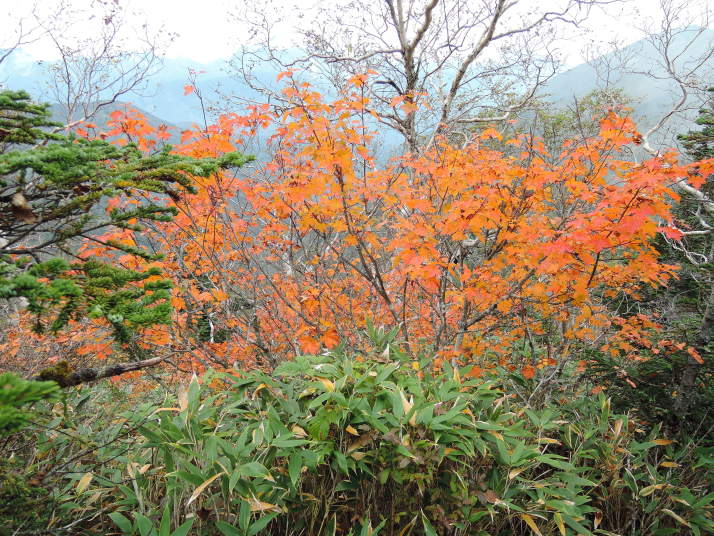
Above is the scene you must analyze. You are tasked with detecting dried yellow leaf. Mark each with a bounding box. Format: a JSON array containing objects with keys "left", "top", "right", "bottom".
[
  {"left": 509, "top": 467, "right": 527, "bottom": 480},
  {"left": 537, "top": 438, "right": 561, "bottom": 445},
  {"left": 318, "top": 378, "right": 335, "bottom": 392},
  {"left": 660, "top": 461, "right": 680, "bottom": 468},
  {"left": 520, "top": 513, "right": 543, "bottom": 536},
  {"left": 245, "top": 497, "right": 281, "bottom": 513},
  {"left": 639, "top": 483, "right": 666, "bottom": 496},
  {"left": 554, "top": 513, "right": 566, "bottom": 536},
  {"left": 178, "top": 385, "right": 188, "bottom": 411},
  {"left": 613, "top": 419, "right": 623, "bottom": 438},
  {"left": 292, "top": 425, "right": 307, "bottom": 437},
  {"left": 153, "top": 407, "right": 181, "bottom": 413},
  {"left": 594, "top": 511, "right": 603, "bottom": 529},
  {"left": 662, "top": 509, "right": 690, "bottom": 527},
  {"left": 186, "top": 472, "right": 224, "bottom": 506},
  {"left": 76, "top": 472, "right": 93, "bottom": 494}
]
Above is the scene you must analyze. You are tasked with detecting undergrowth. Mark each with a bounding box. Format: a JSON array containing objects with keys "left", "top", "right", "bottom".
[{"left": 1, "top": 330, "right": 713, "bottom": 535}]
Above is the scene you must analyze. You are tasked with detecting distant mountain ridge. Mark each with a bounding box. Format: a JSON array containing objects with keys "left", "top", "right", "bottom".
[
  {"left": 46, "top": 102, "right": 182, "bottom": 135},
  {"left": 541, "top": 27, "right": 714, "bottom": 147},
  {"left": 0, "top": 48, "right": 268, "bottom": 128},
  {"left": 2, "top": 28, "right": 712, "bottom": 145}
]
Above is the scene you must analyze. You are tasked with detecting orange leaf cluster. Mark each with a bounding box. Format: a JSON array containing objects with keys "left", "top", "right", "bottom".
[{"left": 5, "top": 72, "right": 712, "bottom": 381}]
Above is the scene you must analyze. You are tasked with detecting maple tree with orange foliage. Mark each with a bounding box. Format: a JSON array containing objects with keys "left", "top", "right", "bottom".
[{"left": 4, "top": 72, "right": 712, "bottom": 384}]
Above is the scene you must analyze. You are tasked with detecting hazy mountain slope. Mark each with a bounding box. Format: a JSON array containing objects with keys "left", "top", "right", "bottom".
[
  {"left": 2, "top": 28, "right": 712, "bottom": 145},
  {"left": 541, "top": 28, "right": 714, "bottom": 147}
]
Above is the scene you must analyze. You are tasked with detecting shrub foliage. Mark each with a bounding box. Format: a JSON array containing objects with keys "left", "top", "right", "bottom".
[{"left": 2, "top": 334, "right": 712, "bottom": 535}]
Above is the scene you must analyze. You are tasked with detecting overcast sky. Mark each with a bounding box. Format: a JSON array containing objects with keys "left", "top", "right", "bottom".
[{"left": 1, "top": 0, "right": 711, "bottom": 67}]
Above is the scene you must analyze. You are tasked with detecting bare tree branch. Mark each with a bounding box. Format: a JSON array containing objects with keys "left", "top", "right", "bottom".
[
  {"left": 37, "top": 1, "right": 171, "bottom": 128},
  {"left": 227, "top": 0, "right": 628, "bottom": 151},
  {"left": 33, "top": 356, "right": 168, "bottom": 388}
]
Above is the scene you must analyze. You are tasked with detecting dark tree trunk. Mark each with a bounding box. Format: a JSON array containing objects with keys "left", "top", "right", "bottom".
[{"left": 674, "top": 284, "right": 714, "bottom": 416}]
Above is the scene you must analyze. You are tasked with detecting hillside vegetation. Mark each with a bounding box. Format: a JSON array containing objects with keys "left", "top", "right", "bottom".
[{"left": 1, "top": 1, "right": 713, "bottom": 535}]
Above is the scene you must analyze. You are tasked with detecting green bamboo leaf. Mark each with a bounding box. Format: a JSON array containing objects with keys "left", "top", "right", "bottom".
[
  {"left": 108, "top": 512, "right": 133, "bottom": 534},
  {"left": 421, "top": 513, "right": 438, "bottom": 536},
  {"left": 159, "top": 506, "right": 170, "bottom": 536},
  {"left": 248, "top": 513, "right": 279, "bottom": 536},
  {"left": 171, "top": 519, "right": 194, "bottom": 536},
  {"left": 215, "top": 520, "right": 242, "bottom": 536},
  {"left": 288, "top": 452, "right": 302, "bottom": 486},
  {"left": 134, "top": 513, "right": 153, "bottom": 536}
]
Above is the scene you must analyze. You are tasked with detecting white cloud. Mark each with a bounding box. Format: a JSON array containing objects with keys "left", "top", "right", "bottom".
[{"left": 0, "top": 0, "right": 710, "bottom": 66}]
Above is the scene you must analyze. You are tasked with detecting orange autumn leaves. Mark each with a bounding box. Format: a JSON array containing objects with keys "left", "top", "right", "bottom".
[
  {"left": 4, "top": 71, "right": 711, "bottom": 379},
  {"left": 224, "top": 73, "right": 684, "bottom": 370}
]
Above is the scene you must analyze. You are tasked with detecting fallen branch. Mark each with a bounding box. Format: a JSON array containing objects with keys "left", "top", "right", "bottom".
[{"left": 32, "top": 356, "right": 167, "bottom": 387}]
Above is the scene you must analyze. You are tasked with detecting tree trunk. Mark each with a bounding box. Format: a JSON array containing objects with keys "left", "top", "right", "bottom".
[
  {"left": 32, "top": 356, "right": 167, "bottom": 388},
  {"left": 674, "top": 283, "right": 714, "bottom": 416}
]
